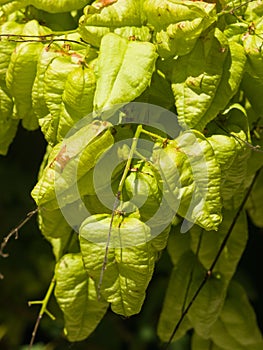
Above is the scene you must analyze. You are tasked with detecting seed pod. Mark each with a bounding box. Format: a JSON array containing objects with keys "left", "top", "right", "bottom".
[
  {"left": 153, "top": 131, "right": 222, "bottom": 231},
  {"left": 6, "top": 41, "right": 43, "bottom": 129},
  {"left": 124, "top": 160, "right": 162, "bottom": 221},
  {"left": 32, "top": 121, "right": 114, "bottom": 210},
  {"left": 80, "top": 213, "right": 157, "bottom": 316},
  {"left": 63, "top": 65, "right": 96, "bottom": 120}
]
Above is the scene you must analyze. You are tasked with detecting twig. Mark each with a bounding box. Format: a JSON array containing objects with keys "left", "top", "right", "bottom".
[
  {"left": 215, "top": 121, "right": 263, "bottom": 153},
  {"left": 163, "top": 167, "right": 262, "bottom": 349},
  {"left": 228, "top": 0, "right": 253, "bottom": 14},
  {"left": 28, "top": 276, "right": 56, "bottom": 349},
  {"left": 28, "top": 229, "right": 75, "bottom": 348},
  {"left": 97, "top": 125, "right": 143, "bottom": 298},
  {"left": 0, "top": 208, "right": 39, "bottom": 258},
  {"left": 218, "top": 0, "right": 254, "bottom": 17},
  {"left": 97, "top": 193, "right": 121, "bottom": 299},
  {"left": 0, "top": 34, "right": 87, "bottom": 46}
]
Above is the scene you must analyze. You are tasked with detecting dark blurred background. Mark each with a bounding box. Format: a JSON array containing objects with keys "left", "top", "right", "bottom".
[{"left": 0, "top": 125, "right": 262, "bottom": 350}]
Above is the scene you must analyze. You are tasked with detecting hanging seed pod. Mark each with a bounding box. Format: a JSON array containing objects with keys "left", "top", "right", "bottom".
[
  {"left": 79, "top": 213, "right": 156, "bottom": 316},
  {"left": 124, "top": 160, "right": 162, "bottom": 221},
  {"left": 153, "top": 131, "right": 222, "bottom": 231}
]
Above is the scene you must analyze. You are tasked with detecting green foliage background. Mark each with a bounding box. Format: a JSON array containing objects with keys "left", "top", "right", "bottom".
[{"left": 0, "top": 0, "right": 263, "bottom": 349}]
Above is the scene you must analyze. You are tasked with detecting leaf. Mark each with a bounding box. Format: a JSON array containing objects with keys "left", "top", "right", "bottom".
[
  {"left": 192, "top": 332, "right": 224, "bottom": 350},
  {"left": 246, "top": 169, "right": 263, "bottom": 227},
  {"left": 171, "top": 28, "right": 246, "bottom": 130},
  {"left": 38, "top": 202, "right": 82, "bottom": 260},
  {"left": 144, "top": 0, "right": 216, "bottom": 58},
  {"left": 134, "top": 65, "right": 175, "bottom": 110},
  {"left": 79, "top": 0, "right": 146, "bottom": 47},
  {"left": 31, "top": 121, "right": 114, "bottom": 210},
  {"left": 192, "top": 279, "right": 263, "bottom": 349},
  {"left": 0, "top": 119, "right": 18, "bottom": 156},
  {"left": 27, "top": 7, "right": 77, "bottom": 31},
  {"left": 0, "top": 1, "right": 28, "bottom": 16},
  {"left": 247, "top": 132, "right": 263, "bottom": 176},
  {"left": 167, "top": 224, "right": 191, "bottom": 267},
  {"left": 159, "top": 247, "right": 227, "bottom": 341},
  {"left": 162, "top": 208, "right": 248, "bottom": 340},
  {"left": 245, "top": 0, "right": 263, "bottom": 21},
  {"left": 47, "top": 231, "right": 80, "bottom": 262},
  {"left": 188, "top": 209, "right": 248, "bottom": 337},
  {"left": 240, "top": 74, "right": 263, "bottom": 175},
  {"left": 209, "top": 281, "right": 263, "bottom": 350},
  {"left": 224, "top": 22, "right": 247, "bottom": 43},
  {"left": 38, "top": 207, "right": 72, "bottom": 240},
  {"left": 157, "top": 251, "right": 194, "bottom": 342},
  {"left": 190, "top": 209, "right": 248, "bottom": 284},
  {"left": 153, "top": 130, "right": 222, "bottom": 231},
  {"left": 207, "top": 104, "right": 251, "bottom": 209},
  {"left": 55, "top": 253, "right": 108, "bottom": 342},
  {"left": 243, "top": 17, "right": 263, "bottom": 79},
  {"left": 0, "top": 83, "right": 18, "bottom": 155},
  {"left": 93, "top": 32, "right": 157, "bottom": 111},
  {"left": 150, "top": 225, "right": 170, "bottom": 252},
  {"left": 80, "top": 214, "right": 157, "bottom": 316},
  {"left": 241, "top": 72, "right": 263, "bottom": 117},
  {"left": 187, "top": 267, "right": 226, "bottom": 339}
]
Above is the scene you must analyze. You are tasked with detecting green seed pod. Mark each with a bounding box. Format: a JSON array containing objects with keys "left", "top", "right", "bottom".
[
  {"left": 63, "top": 65, "right": 96, "bottom": 120},
  {"left": 32, "top": 121, "right": 114, "bottom": 210},
  {"left": 80, "top": 213, "right": 156, "bottom": 316},
  {"left": 6, "top": 41, "right": 43, "bottom": 129},
  {"left": 152, "top": 139, "right": 187, "bottom": 212},
  {"left": 153, "top": 131, "right": 222, "bottom": 231},
  {"left": 32, "top": 47, "right": 60, "bottom": 119},
  {"left": 124, "top": 160, "right": 162, "bottom": 222}
]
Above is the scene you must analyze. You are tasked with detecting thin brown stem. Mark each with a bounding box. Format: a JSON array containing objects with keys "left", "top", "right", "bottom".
[
  {"left": 0, "top": 34, "right": 87, "bottom": 46},
  {"left": 215, "top": 121, "right": 263, "bottom": 153},
  {"left": 218, "top": 0, "right": 254, "bottom": 17},
  {"left": 28, "top": 314, "right": 42, "bottom": 349},
  {"left": 0, "top": 208, "right": 38, "bottom": 258}
]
